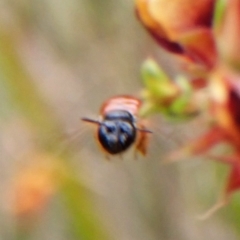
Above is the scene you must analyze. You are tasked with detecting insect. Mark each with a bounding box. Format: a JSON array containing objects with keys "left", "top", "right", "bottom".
[{"left": 81, "top": 95, "right": 152, "bottom": 156}]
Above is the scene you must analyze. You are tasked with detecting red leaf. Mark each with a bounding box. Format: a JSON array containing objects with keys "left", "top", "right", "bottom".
[{"left": 165, "top": 126, "right": 225, "bottom": 163}]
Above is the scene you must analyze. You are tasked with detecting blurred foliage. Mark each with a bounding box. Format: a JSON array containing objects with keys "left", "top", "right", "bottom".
[
  {"left": 136, "top": 0, "right": 240, "bottom": 234},
  {"left": 0, "top": 6, "right": 109, "bottom": 240},
  {"left": 0, "top": 0, "right": 239, "bottom": 240}
]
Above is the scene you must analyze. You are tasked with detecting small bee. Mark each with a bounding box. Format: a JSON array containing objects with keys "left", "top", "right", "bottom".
[{"left": 82, "top": 95, "right": 152, "bottom": 156}]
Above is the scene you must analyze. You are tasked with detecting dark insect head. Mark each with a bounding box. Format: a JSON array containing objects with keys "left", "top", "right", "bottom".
[{"left": 82, "top": 110, "right": 152, "bottom": 155}]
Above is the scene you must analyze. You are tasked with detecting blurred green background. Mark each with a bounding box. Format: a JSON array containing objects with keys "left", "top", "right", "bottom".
[{"left": 0, "top": 0, "right": 239, "bottom": 240}]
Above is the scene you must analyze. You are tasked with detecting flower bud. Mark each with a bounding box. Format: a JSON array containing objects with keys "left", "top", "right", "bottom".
[{"left": 136, "top": 0, "right": 217, "bottom": 68}]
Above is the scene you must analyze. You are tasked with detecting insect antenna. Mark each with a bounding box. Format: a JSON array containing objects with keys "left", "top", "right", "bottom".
[
  {"left": 136, "top": 128, "right": 152, "bottom": 134},
  {"left": 81, "top": 117, "right": 100, "bottom": 125}
]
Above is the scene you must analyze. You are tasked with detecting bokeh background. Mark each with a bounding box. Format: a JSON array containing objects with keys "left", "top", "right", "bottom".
[{"left": 0, "top": 0, "right": 240, "bottom": 240}]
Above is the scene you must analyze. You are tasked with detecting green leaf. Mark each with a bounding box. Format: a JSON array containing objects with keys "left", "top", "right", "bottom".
[{"left": 141, "top": 58, "right": 176, "bottom": 98}]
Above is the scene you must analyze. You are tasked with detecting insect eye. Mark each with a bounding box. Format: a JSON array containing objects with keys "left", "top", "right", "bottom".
[
  {"left": 102, "top": 122, "right": 116, "bottom": 134},
  {"left": 106, "top": 125, "right": 116, "bottom": 133},
  {"left": 119, "top": 122, "right": 132, "bottom": 134}
]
